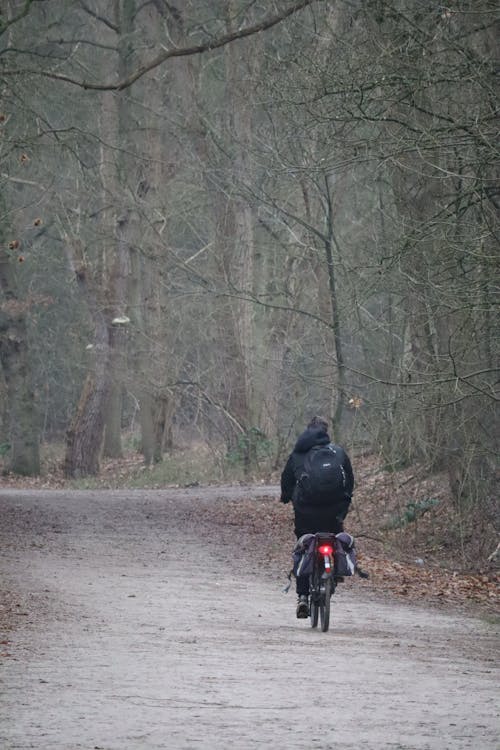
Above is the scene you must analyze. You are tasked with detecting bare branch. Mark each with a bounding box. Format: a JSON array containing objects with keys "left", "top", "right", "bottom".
[
  {"left": 0, "top": 0, "right": 46, "bottom": 38},
  {"left": 2, "top": 0, "right": 324, "bottom": 90},
  {"left": 77, "top": 1, "right": 119, "bottom": 33}
]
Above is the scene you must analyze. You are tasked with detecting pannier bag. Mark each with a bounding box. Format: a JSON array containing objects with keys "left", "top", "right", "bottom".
[
  {"left": 334, "top": 532, "right": 357, "bottom": 577},
  {"left": 292, "top": 533, "right": 316, "bottom": 577},
  {"left": 292, "top": 532, "right": 357, "bottom": 579}
]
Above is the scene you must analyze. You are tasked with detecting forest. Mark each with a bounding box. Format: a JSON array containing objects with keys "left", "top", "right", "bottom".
[{"left": 0, "top": 1, "right": 498, "bottom": 562}]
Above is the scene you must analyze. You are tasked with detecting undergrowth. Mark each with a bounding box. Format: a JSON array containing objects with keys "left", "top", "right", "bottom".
[{"left": 70, "top": 446, "right": 252, "bottom": 490}]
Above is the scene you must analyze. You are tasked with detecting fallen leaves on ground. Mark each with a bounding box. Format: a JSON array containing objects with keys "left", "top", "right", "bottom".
[{"left": 201, "top": 495, "right": 499, "bottom": 618}]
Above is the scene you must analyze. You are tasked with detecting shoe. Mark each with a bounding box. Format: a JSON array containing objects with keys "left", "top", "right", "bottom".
[{"left": 296, "top": 595, "right": 309, "bottom": 619}]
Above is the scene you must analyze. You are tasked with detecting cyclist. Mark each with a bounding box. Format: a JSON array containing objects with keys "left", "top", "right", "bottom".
[{"left": 280, "top": 416, "right": 354, "bottom": 618}]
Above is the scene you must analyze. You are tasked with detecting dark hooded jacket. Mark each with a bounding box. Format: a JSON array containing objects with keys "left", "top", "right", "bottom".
[{"left": 280, "top": 426, "right": 354, "bottom": 507}]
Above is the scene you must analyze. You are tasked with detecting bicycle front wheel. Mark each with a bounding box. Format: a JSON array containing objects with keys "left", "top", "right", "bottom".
[{"left": 320, "top": 577, "right": 332, "bottom": 632}]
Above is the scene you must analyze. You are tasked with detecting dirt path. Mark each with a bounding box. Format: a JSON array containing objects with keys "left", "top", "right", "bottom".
[{"left": 0, "top": 488, "right": 498, "bottom": 750}]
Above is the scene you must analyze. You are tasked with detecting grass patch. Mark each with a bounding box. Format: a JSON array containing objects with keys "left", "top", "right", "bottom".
[
  {"left": 70, "top": 446, "right": 250, "bottom": 490},
  {"left": 384, "top": 497, "right": 440, "bottom": 530}
]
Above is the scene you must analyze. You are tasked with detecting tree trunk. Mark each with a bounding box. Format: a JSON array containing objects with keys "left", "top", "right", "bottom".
[
  {"left": 100, "top": 1, "right": 137, "bottom": 456},
  {"left": 0, "top": 248, "right": 40, "bottom": 475},
  {"left": 324, "top": 174, "right": 346, "bottom": 434},
  {"left": 221, "top": 2, "right": 260, "bottom": 471},
  {"left": 103, "top": 383, "right": 123, "bottom": 458},
  {"left": 64, "top": 313, "right": 110, "bottom": 477},
  {"left": 138, "top": 390, "right": 155, "bottom": 467},
  {"left": 154, "top": 394, "right": 175, "bottom": 461},
  {"left": 0, "top": 254, "right": 40, "bottom": 476}
]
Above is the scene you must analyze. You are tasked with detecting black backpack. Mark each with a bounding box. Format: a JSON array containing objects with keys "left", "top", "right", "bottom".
[{"left": 296, "top": 444, "right": 346, "bottom": 506}]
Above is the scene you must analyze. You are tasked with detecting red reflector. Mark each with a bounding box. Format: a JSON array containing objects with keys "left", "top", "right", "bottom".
[{"left": 318, "top": 544, "right": 333, "bottom": 555}]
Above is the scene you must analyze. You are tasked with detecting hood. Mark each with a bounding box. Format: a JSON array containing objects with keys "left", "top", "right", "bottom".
[{"left": 293, "top": 427, "right": 331, "bottom": 453}]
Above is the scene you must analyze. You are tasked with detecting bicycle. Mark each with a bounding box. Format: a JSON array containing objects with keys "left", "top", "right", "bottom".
[{"left": 308, "top": 532, "right": 337, "bottom": 632}]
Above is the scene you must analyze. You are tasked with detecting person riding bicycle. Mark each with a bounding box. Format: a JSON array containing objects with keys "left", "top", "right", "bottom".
[{"left": 280, "top": 416, "right": 354, "bottom": 618}]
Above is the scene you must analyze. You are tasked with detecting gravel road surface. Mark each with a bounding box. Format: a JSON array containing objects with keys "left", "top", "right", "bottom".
[{"left": 0, "top": 488, "right": 498, "bottom": 750}]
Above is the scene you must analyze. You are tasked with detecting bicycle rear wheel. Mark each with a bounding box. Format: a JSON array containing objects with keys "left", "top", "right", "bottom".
[
  {"left": 320, "top": 577, "right": 332, "bottom": 632},
  {"left": 309, "top": 570, "right": 319, "bottom": 628}
]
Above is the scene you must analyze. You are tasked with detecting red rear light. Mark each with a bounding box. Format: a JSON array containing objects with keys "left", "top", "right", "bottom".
[{"left": 318, "top": 544, "right": 333, "bottom": 556}]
